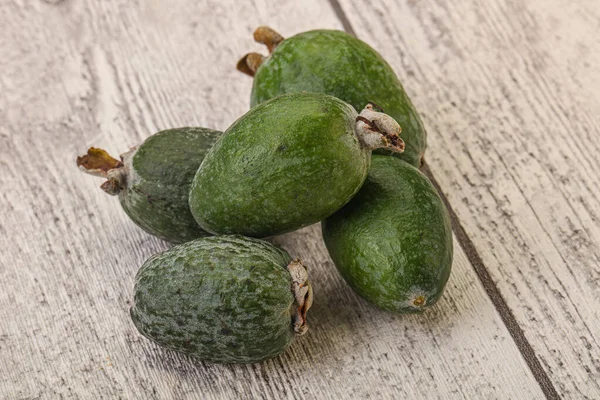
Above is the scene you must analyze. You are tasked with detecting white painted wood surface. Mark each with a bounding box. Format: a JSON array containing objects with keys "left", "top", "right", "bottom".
[
  {"left": 335, "top": 0, "right": 600, "bottom": 398},
  {"left": 0, "top": 0, "right": 594, "bottom": 398}
]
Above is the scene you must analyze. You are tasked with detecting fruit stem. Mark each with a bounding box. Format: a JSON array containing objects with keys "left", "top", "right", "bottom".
[
  {"left": 76, "top": 147, "right": 126, "bottom": 196},
  {"left": 236, "top": 52, "right": 266, "bottom": 77},
  {"left": 287, "top": 259, "right": 313, "bottom": 336},
  {"left": 253, "top": 26, "right": 284, "bottom": 53},
  {"left": 354, "top": 103, "right": 405, "bottom": 153}
]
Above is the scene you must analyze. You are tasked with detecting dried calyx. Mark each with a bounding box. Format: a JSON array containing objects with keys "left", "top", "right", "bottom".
[
  {"left": 236, "top": 53, "right": 266, "bottom": 77},
  {"left": 287, "top": 259, "right": 313, "bottom": 335},
  {"left": 237, "top": 26, "right": 284, "bottom": 77},
  {"left": 254, "top": 26, "right": 284, "bottom": 53},
  {"left": 76, "top": 148, "right": 127, "bottom": 196},
  {"left": 355, "top": 103, "right": 405, "bottom": 154}
]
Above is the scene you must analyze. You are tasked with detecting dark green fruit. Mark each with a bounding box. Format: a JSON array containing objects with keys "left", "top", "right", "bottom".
[
  {"left": 77, "top": 127, "right": 220, "bottom": 243},
  {"left": 130, "top": 235, "right": 312, "bottom": 364},
  {"left": 322, "top": 155, "right": 453, "bottom": 313},
  {"left": 189, "top": 92, "right": 404, "bottom": 238},
  {"left": 238, "top": 27, "right": 427, "bottom": 167}
]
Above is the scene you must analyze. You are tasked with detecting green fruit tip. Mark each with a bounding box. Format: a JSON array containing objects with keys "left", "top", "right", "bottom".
[
  {"left": 355, "top": 103, "right": 405, "bottom": 153},
  {"left": 287, "top": 259, "right": 312, "bottom": 336},
  {"left": 76, "top": 147, "right": 127, "bottom": 196}
]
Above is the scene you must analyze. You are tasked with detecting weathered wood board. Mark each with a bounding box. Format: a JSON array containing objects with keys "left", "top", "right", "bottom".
[
  {"left": 2, "top": 0, "right": 597, "bottom": 398},
  {"left": 335, "top": 0, "right": 600, "bottom": 398}
]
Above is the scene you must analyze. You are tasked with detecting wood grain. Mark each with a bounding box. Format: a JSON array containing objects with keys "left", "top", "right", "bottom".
[
  {"left": 0, "top": 0, "right": 555, "bottom": 398},
  {"left": 335, "top": 0, "right": 600, "bottom": 398}
]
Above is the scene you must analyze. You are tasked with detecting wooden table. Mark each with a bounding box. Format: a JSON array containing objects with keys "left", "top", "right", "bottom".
[{"left": 2, "top": 0, "right": 598, "bottom": 398}]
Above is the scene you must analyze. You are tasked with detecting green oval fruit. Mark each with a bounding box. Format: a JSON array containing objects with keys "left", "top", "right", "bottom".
[
  {"left": 77, "top": 127, "right": 220, "bottom": 243},
  {"left": 130, "top": 235, "right": 312, "bottom": 364},
  {"left": 238, "top": 27, "right": 427, "bottom": 167},
  {"left": 322, "top": 155, "right": 453, "bottom": 313},
  {"left": 189, "top": 92, "right": 404, "bottom": 238}
]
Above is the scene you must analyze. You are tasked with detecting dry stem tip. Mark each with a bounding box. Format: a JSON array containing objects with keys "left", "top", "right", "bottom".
[
  {"left": 76, "top": 147, "right": 126, "bottom": 195},
  {"left": 253, "top": 26, "right": 284, "bottom": 53},
  {"left": 355, "top": 103, "right": 405, "bottom": 153},
  {"left": 236, "top": 53, "right": 266, "bottom": 77},
  {"left": 287, "top": 259, "right": 312, "bottom": 335}
]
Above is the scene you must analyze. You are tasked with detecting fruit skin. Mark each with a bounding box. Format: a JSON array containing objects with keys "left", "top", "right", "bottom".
[
  {"left": 120, "top": 127, "right": 220, "bottom": 243},
  {"left": 130, "top": 235, "right": 312, "bottom": 364},
  {"left": 77, "top": 127, "right": 220, "bottom": 243},
  {"left": 248, "top": 29, "right": 427, "bottom": 167},
  {"left": 322, "top": 155, "right": 453, "bottom": 313},
  {"left": 189, "top": 92, "right": 401, "bottom": 238}
]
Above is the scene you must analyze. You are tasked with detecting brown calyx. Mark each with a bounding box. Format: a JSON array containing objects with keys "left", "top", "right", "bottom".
[
  {"left": 287, "top": 259, "right": 313, "bottom": 335},
  {"left": 354, "top": 103, "right": 405, "bottom": 153},
  {"left": 76, "top": 148, "right": 122, "bottom": 175},
  {"left": 236, "top": 53, "right": 266, "bottom": 77},
  {"left": 76, "top": 147, "right": 126, "bottom": 196},
  {"left": 413, "top": 295, "right": 426, "bottom": 307},
  {"left": 253, "top": 26, "right": 284, "bottom": 53},
  {"left": 236, "top": 26, "right": 285, "bottom": 77}
]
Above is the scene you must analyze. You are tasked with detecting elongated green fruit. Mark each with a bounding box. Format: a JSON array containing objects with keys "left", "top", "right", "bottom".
[
  {"left": 189, "top": 92, "right": 404, "bottom": 238},
  {"left": 322, "top": 156, "right": 453, "bottom": 313},
  {"left": 77, "top": 127, "right": 220, "bottom": 243},
  {"left": 238, "top": 27, "right": 427, "bottom": 167},
  {"left": 130, "top": 235, "right": 313, "bottom": 364}
]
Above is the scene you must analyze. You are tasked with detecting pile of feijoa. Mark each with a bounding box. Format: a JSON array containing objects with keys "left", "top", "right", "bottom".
[{"left": 77, "top": 27, "right": 452, "bottom": 364}]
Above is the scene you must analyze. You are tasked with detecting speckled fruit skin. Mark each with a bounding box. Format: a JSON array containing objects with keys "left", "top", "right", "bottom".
[
  {"left": 189, "top": 92, "right": 371, "bottom": 238},
  {"left": 131, "top": 235, "right": 301, "bottom": 364},
  {"left": 322, "top": 156, "right": 453, "bottom": 313},
  {"left": 250, "top": 30, "right": 427, "bottom": 167},
  {"left": 120, "top": 127, "right": 219, "bottom": 243}
]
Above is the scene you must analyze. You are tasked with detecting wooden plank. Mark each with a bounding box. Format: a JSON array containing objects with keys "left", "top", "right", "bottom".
[
  {"left": 334, "top": 0, "right": 600, "bottom": 397},
  {"left": 1, "top": 0, "right": 543, "bottom": 398}
]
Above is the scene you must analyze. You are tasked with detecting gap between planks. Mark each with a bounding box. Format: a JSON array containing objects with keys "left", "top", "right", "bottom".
[{"left": 326, "top": 0, "right": 559, "bottom": 398}]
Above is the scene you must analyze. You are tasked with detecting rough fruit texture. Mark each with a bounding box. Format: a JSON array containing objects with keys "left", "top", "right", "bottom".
[
  {"left": 130, "top": 235, "right": 311, "bottom": 364},
  {"left": 189, "top": 93, "right": 393, "bottom": 238},
  {"left": 77, "top": 127, "right": 220, "bottom": 243},
  {"left": 248, "top": 29, "right": 427, "bottom": 167},
  {"left": 322, "top": 155, "right": 453, "bottom": 313},
  {"left": 120, "top": 127, "right": 220, "bottom": 243}
]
